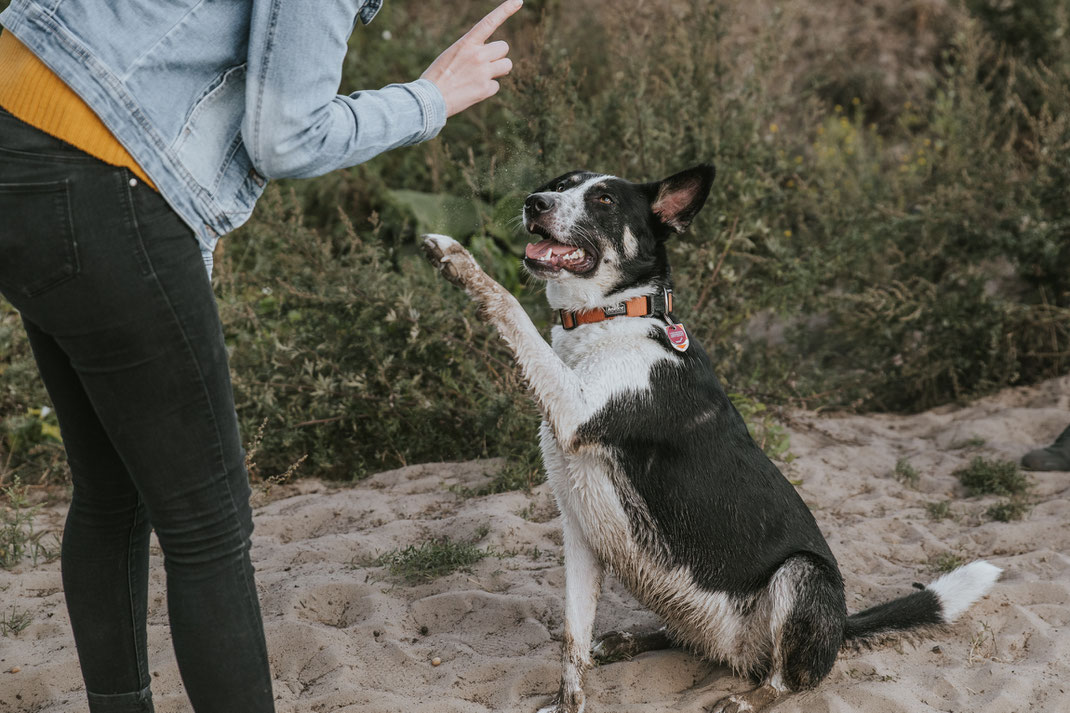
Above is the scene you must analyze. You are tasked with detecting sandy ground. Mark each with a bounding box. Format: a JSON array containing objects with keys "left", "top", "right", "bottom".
[{"left": 1, "top": 375, "right": 1068, "bottom": 713}]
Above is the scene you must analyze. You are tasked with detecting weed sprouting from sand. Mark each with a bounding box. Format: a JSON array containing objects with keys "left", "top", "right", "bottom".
[
  {"left": 986, "top": 500, "right": 1030, "bottom": 522},
  {"left": 967, "top": 621, "right": 997, "bottom": 665},
  {"left": 0, "top": 606, "right": 32, "bottom": 637},
  {"left": 925, "top": 500, "right": 954, "bottom": 520},
  {"left": 930, "top": 552, "right": 966, "bottom": 573},
  {"left": 372, "top": 537, "right": 491, "bottom": 583},
  {"left": 0, "top": 477, "right": 57, "bottom": 569},
  {"left": 453, "top": 444, "right": 546, "bottom": 498},
  {"left": 952, "top": 436, "right": 987, "bottom": 450},
  {"left": 894, "top": 458, "right": 920, "bottom": 487},
  {"left": 955, "top": 457, "right": 1030, "bottom": 497}
]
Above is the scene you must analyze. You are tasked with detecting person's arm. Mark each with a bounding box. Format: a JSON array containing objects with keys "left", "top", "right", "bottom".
[{"left": 243, "top": 0, "right": 519, "bottom": 180}]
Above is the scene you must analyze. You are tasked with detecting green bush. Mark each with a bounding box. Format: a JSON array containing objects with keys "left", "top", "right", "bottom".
[
  {"left": 2, "top": 0, "right": 1068, "bottom": 484},
  {"left": 955, "top": 456, "right": 1029, "bottom": 496}
]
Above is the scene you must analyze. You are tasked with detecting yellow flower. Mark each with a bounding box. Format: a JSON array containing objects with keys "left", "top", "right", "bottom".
[
  {"left": 794, "top": 155, "right": 803, "bottom": 164},
  {"left": 816, "top": 126, "right": 825, "bottom": 136},
  {"left": 783, "top": 229, "right": 793, "bottom": 237},
  {"left": 769, "top": 123, "right": 779, "bottom": 133},
  {"left": 923, "top": 138, "right": 932, "bottom": 147},
  {"left": 786, "top": 179, "right": 796, "bottom": 188},
  {"left": 917, "top": 156, "right": 927, "bottom": 166},
  {"left": 840, "top": 117, "right": 849, "bottom": 128},
  {"left": 852, "top": 97, "right": 861, "bottom": 106},
  {"left": 834, "top": 104, "right": 843, "bottom": 113}
]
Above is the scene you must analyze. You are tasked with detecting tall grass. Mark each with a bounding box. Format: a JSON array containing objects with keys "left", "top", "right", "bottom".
[{"left": 1, "top": 0, "right": 1068, "bottom": 483}]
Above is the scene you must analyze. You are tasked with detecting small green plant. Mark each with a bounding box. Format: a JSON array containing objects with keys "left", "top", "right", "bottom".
[
  {"left": 893, "top": 458, "right": 920, "bottom": 487},
  {"left": 0, "top": 606, "right": 32, "bottom": 637},
  {"left": 952, "top": 436, "right": 987, "bottom": 450},
  {"left": 925, "top": 500, "right": 954, "bottom": 520},
  {"left": 955, "top": 457, "right": 1030, "bottom": 496},
  {"left": 372, "top": 536, "right": 491, "bottom": 583},
  {"left": 986, "top": 499, "right": 1029, "bottom": 522},
  {"left": 1, "top": 477, "right": 57, "bottom": 569},
  {"left": 930, "top": 552, "right": 966, "bottom": 573},
  {"left": 730, "top": 393, "right": 792, "bottom": 461}
]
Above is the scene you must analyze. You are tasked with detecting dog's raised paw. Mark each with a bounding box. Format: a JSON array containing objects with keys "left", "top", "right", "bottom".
[{"left": 422, "top": 233, "right": 473, "bottom": 287}]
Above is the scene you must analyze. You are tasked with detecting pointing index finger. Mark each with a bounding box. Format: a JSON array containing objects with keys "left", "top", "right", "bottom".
[{"left": 466, "top": 0, "right": 522, "bottom": 45}]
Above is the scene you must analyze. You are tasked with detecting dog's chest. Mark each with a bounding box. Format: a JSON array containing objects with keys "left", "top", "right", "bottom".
[
  {"left": 541, "top": 319, "right": 672, "bottom": 556},
  {"left": 549, "top": 318, "right": 669, "bottom": 401}
]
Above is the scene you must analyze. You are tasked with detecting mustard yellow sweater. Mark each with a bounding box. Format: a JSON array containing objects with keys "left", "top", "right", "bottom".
[{"left": 0, "top": 31, "right": 156, "bottom": 189}]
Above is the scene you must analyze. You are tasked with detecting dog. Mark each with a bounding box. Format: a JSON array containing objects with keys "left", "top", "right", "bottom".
[{"left": 422, "top": 164, "right": 1001, "bottom": 713}]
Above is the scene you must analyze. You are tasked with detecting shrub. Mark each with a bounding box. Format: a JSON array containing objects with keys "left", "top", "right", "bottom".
[
  {"left": 986, "top": 499, "right": 1029, "bottom": 522},
  {"left": 955, "top": 456, "right": 1030, "bottom": 496},
  {"left": 1, "top": 0, "right": 1068, "bottom": 483},
  {"left": 370, "top": 536, "right": 491, "bottom": 583}
]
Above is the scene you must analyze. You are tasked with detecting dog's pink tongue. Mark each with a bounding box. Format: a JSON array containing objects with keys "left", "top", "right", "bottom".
[
  {"left": 528, "top": 239, "right": 560, "bottom": 260},
  {"left": 525, "top": 240, "right": 573, "bottom": 260}
]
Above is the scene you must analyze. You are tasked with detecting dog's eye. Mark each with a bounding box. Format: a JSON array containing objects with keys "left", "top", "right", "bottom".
[
  {"left": 595, "top": 194, "right": 614, "bottom": 205},
  {"left": 554, "top": 182, "right": 568, "bottom": 192}
]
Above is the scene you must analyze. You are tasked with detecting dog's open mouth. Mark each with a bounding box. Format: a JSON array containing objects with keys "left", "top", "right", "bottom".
[{"left": 523, "top": 237, "right": 597, "bottom": 274}]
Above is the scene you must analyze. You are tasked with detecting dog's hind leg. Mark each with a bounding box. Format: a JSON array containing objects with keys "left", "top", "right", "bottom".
[
  {"left": 593, "top": 627, "right": 675, "bottom": 663},
  {"left": 708, "top": 556, "right": 845, "bottom": 713},
  {"left": 539, "top": 514, "right": 604, "bottom": 713}
]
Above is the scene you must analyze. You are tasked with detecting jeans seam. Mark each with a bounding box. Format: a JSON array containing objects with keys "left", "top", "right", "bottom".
[
  {"left": 137, "top": 229, "right": 269, "bottom": 682},
  {"left": 126, "top": 497, "right": 149, "bottom": 692}
]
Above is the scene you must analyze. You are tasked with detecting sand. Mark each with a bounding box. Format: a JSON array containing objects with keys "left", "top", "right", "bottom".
[{"left": 1, "top": 374, "right": 1068, "bottom": 713}]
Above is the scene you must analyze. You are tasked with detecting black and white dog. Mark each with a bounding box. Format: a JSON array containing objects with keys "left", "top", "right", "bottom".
[{"left": 422, "top": 164, "right": 1000, "bottom": 713}]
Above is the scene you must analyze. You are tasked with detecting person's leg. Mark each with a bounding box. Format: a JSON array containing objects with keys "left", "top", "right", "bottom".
[
  {"left": 0, "top": 109, "right": 274, "bottom": 713},
  {"left": 1022, "top": 424, "right": 1070, "bottom": 471},
  {"left": 21, "top": 318, "right": 155, "bottom": 712}
]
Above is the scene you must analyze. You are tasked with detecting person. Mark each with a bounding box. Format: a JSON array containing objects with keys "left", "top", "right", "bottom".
[
  {"left": 0, "top": 1, "right": 522, "bottom": 712},
  {"left": 1022, "top": 423, "right": 1070, "bottom": 471}
]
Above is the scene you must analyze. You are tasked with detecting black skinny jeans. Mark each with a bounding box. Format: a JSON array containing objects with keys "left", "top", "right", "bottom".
[{"left": 0, "top": 109, "right": 275, "bottom": 713}]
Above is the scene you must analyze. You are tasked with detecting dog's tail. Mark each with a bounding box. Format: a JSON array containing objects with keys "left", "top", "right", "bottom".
[{"left": 843, "top": 560, "right": 1001, "bottom": 646}]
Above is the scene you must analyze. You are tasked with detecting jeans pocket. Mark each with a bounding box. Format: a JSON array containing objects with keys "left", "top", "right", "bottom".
[{"left": 0, "top": 179, "right": 80, "bottom": 297}]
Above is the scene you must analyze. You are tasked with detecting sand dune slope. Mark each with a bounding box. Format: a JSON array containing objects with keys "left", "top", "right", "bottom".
[{"left": 1, "top": 375, "right": 1068, "bottom": 712}]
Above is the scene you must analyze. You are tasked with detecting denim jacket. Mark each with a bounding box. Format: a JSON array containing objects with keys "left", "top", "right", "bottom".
[{"left": 0, "top": 0, "right": 447, "bottom": 272}]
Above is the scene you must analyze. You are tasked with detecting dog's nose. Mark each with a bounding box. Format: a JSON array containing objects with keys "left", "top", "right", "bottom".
[{"left": 525, "top": 193, "right": 556, "bottom": 216}]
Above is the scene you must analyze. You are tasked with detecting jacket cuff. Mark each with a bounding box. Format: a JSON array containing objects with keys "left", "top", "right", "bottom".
[{"left": 402, "top": 78, "right": 447, "bottom": 144}]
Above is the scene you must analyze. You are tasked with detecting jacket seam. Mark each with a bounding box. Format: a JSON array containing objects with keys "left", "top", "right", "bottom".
[{"left": 249, "top": 0, "right": 283, "bottom": 174}]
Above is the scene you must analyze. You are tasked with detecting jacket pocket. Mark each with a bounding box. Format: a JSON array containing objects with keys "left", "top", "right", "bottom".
[
  {"left": 173, "top": 64, "right": 248, "bottom": 192},
  {"left": 0, "top": 180, "right": 80, "bottom": 298}
]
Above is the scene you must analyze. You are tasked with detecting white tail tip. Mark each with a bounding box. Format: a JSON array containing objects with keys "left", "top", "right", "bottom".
[{"left": 927, "top": 560, "right": 1002, "bottom": 622}]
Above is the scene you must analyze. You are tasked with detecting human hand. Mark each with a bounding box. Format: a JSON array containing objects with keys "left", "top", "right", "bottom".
[{"left": 420, "top": 0, "right": 522, "bottom": 118}]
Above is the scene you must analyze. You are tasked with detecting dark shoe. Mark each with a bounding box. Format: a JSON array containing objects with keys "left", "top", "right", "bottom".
[{"left": 1021, "top": 424, "right": 1070, "bottom": 471}]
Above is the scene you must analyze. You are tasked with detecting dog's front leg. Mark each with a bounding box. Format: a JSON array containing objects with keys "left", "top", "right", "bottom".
[
  {"left": 538, "top": 513, "right": 603, "bottom": 713},
  {"left": 422, "top": 234, "right": 588, "bottom": 446}
]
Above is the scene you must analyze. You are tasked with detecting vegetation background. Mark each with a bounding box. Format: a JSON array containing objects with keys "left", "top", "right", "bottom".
[{"left": 1, "top": 0, "right": 1068, "bottom": 489}]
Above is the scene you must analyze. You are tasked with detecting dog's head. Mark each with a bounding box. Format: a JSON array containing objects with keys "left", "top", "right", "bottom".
[{"left": 521, "top": 164, "right": 716, "bottom": 311}]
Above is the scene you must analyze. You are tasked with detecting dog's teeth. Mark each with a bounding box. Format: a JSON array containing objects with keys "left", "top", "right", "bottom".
[{"left": 565, "top": 249, "right": 585, "bottom": 260}]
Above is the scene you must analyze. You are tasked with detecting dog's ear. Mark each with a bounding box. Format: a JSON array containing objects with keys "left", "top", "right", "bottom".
[{"left": 646, "top": 164, "right": 716, "bottom": 234}]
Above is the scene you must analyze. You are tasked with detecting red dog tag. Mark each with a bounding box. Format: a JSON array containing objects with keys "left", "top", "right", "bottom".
[{"left": 664, "top": 322, "right": 689, "bottom": 352}]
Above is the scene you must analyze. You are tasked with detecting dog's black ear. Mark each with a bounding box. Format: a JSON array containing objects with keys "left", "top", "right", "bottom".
[{"left": 646, "top": 164, "right": 716, "bottom": 234}]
